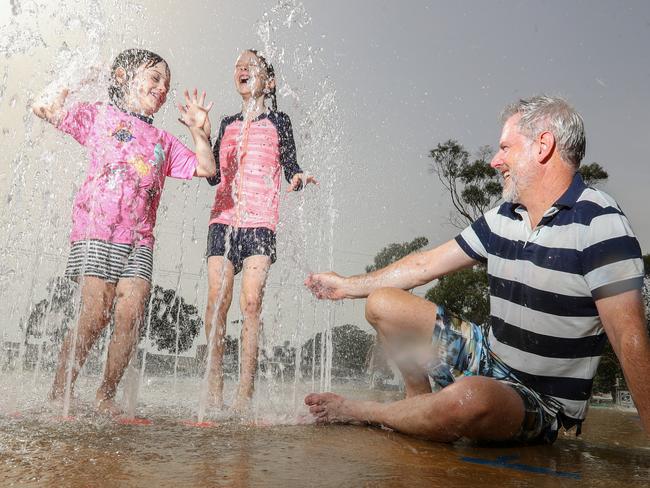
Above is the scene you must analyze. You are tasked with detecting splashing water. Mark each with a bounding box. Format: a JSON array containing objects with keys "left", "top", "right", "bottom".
[
  {"left": 255, "top": 0, "right": 342, "bottom": 398},
  {"left": 0, "top": 0, "right": 350, "bottom": 427}
]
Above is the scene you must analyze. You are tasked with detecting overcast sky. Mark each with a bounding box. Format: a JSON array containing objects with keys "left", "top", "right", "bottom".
[{"left": 1, "top": 0, "right": 649, "bottom": 349}]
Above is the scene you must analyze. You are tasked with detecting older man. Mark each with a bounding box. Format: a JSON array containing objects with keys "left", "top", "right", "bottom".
[{"left": 304, "top": 96, "right": 649, "bottom": 444}]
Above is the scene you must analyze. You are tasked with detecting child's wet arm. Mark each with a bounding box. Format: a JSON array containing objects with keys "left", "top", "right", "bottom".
[
  {"left": 32, "top": 88, "right": 69, "bottom": 126},
  {"left": 190, "top": 127, "right": 217, "bottom": 178}
]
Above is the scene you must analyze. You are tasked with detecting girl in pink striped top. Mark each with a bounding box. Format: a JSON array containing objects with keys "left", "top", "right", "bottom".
[{"left": 204, "top": 50, "right": 317, "bottom": 413}]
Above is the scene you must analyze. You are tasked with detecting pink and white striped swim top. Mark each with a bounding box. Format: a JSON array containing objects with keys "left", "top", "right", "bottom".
[{"left": 207, "top": 111, "right": 302, "bottom": 231}]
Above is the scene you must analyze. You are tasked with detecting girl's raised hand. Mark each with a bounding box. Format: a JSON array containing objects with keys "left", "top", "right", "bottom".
[
  {"left": 177, "top": 88, "right": 214, "bottom": 131},
  {"left": 32, "top": 88, "right": 70, "bottom": 125},
  {"left": 288, "top": 173, "right": 318, "bottom": 192}
]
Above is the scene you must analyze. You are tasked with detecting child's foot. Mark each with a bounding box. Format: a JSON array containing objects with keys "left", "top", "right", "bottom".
[
  {"left": 231, "top": 396, "right": 252, "bottom": 417},
  {"left": 95, "top": 396, "right": 124, "bottom": 417},
  {"left": 47, "top": 390, "right": 81, "bottom": 414},
  {"left": 205, "top": 377, "right": 225, "bottom": 408}
]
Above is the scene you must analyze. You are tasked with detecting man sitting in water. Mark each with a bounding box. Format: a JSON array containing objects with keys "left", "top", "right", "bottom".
[{"left": 304, "top": 95, "right": 650, "bottom": 444}]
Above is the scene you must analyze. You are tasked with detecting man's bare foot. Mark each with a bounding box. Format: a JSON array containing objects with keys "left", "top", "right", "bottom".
[
  {"left": 304, "top": 393, "right": 365, "bottom": 424},
  {"left": 95, "top": 396, "right": 124, "bottom": 417}
]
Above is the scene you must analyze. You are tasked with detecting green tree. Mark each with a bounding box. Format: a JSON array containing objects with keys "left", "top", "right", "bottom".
[
  {"left": 578, "top": 162, "right": 608, "bottom": 186},
  {"left": 331, "top": 324, "right": 375, "bottom": 376},
  {"left": 20, "top": 277, "right": 77, "bottom": 369},
  {"left": 425, "top": 267, "right": 489, "bottom": 325},
  {"left": 23, "top": 299, "right": 49, "bottom": 341},
  {"left": 142, "top": 285, "right": 202, "bottom": 354},
  {"left": 300, "top": 324, "right": 374, "bottom": 378},
  {"left": 428, "top": 140, "right": 501, "bottom": 228},
  {"left": 365, "top": 236, "right": 429, "bottom": 273},
  {"left": 24, "top": 277, "right": 76, "bottom": 340}
]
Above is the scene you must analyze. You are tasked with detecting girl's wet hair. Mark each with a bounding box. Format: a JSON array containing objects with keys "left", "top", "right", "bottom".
[
  {"left": 108, "top": 48, "right": 169, "bottom": 109},
  {"left": 247, "top": 49, "right": 277, "bottom": 111}
]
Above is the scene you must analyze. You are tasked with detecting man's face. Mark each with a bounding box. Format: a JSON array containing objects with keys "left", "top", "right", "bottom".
[{"left": 490, "top": 114, "right": 537, "bottom": 203}]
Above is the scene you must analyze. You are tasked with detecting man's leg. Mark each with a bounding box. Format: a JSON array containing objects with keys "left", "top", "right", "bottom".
[
  {"left": 50, "top": 276, "right": 116, "bottom": 400},
  {"left": 305, "top": 376, "right": 525, "bottom": 443},
  {"left": 204, "top": 256, "right": 235, "bottom": 407},
  {"left": 234, "top": 255, "right": 271, "bottom": 412},
  {"left": 95, "top": 277, "right": 150, "bottom": 415},
  {"left": 365, "top": 287, "right": 438, "bottom": 397}
]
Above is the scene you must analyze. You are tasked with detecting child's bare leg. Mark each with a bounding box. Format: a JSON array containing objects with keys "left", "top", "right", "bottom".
[
  {"left": 234, "top": 255, "right": 271, "bottom": 412},
  {"left": 50, "top": 277, "right": 116, "bottom": 400},
  {"left": 204, "top": 257, "right": 235, "bottom": 407},
  {"left": 95, "top": 277, "right": 150, "bottom": 414}
]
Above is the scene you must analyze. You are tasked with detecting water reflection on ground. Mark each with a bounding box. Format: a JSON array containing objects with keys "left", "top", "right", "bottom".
[{"left": 0, "top": 378, "right": 648, "bottom": 487}]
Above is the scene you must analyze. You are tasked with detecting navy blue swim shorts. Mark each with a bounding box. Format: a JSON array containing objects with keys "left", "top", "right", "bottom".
[{"left": 206, "top": 223, "right": 276, "bottom": 275}]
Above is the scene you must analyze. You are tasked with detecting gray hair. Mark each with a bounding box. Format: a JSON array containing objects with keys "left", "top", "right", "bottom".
[{"left": 501, "top": 95, "right": 586, "bottom": 167}]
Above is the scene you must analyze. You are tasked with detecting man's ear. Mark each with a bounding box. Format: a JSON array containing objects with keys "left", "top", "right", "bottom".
[{"left": 538, "top": 130, "right": 555, "bottom": 164}]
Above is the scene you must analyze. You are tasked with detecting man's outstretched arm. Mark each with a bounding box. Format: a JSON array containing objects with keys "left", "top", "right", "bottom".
[
  {"left": 305, "top": 238, "right": 477, "bottom": 300},
  {"left": 596, "top": 289, "right": 650, "bottom": 435}
]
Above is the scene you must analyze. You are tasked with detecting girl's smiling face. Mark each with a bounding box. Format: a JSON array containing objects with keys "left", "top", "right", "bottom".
[
  {"left": 123, "top": 61, "right": 170, "bottom": 116},
  {"left": 234, "top": 51, "right": 270, "bottom": 99}
]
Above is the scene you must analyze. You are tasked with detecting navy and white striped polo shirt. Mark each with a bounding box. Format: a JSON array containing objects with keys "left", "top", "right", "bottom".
[{"left": 455, "top": 173, "right": 644, "bottom": 426}]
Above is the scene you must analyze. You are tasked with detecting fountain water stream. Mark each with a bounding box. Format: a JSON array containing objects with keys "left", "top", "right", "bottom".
[{"left": 1, "top": 0, "right": 343, "bottom": 424}]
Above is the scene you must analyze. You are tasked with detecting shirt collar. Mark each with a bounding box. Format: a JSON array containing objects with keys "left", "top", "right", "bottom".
[
  {"left": 110, "top": 104, "right": 154, "bottom": 125},
  {"left": 235, "top": 109, "right": 270, "bottom": 122},
  {"left": 553, "top": 172, "right": 587, "bottom": 209},
  {"left": 129, "top": 112, "right": 154, "bottom": 125}
]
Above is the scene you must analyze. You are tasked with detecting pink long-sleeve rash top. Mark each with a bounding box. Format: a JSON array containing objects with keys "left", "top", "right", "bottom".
[{"left": 56, "top": 102, "right": 198, "bottom": 249}]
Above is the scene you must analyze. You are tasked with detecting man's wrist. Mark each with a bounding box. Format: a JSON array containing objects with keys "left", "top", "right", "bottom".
[{"left": 342, "top": 276, "right": 367, "bottom": 299}]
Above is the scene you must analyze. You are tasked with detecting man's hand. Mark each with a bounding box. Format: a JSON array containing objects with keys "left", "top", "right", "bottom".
[
  {"left": 177, "top": 88, "right": 213, "bottom": 130},
  {"left": 288, "top": 172, "right": 318, "bottom": 192},
  {"left": 305, "top": 272, "right": 347, "bottom": 300}
]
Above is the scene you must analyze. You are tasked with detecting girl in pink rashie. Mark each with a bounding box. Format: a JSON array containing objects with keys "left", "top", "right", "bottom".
[
  {"left": 204, "top": 49, "right": 317, "bottom": 413},
  {"left": 32, "top": 48, "right": 216, "bottom": 416}
]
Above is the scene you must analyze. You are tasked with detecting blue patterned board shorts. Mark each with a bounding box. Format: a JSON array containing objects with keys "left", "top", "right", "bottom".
[{"left": 427, "top": 306, "right": 560, "bottom": 445}]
